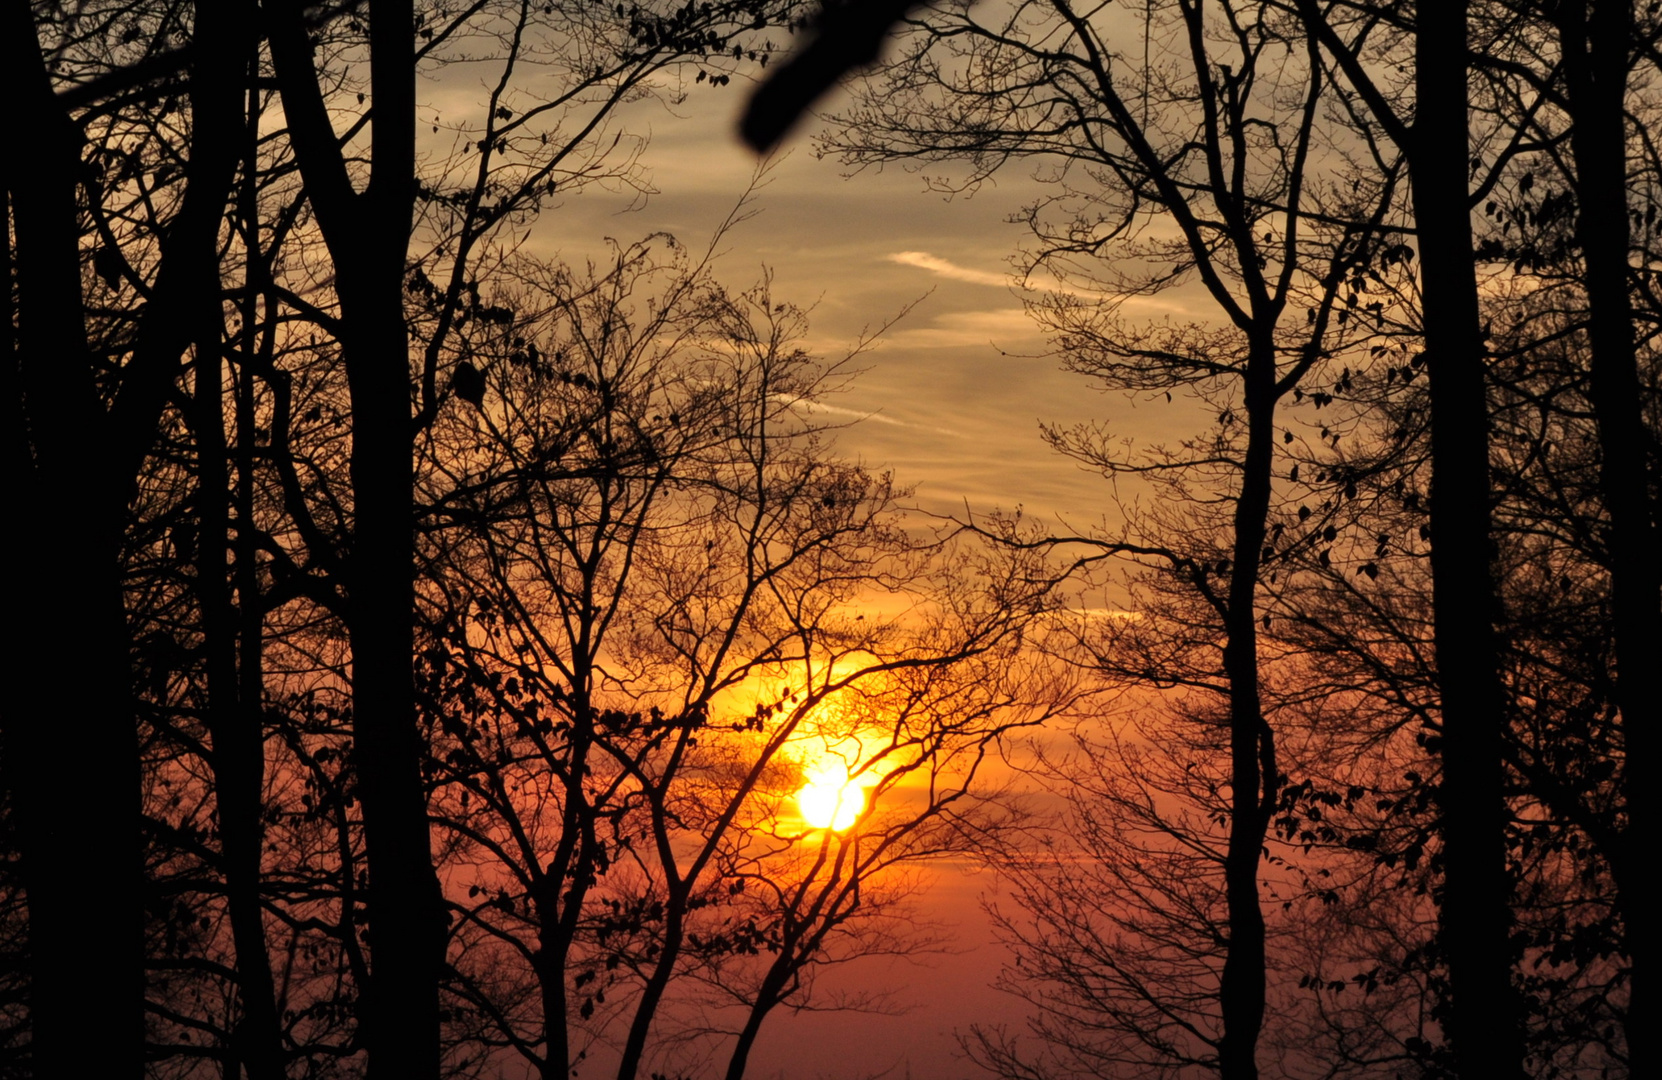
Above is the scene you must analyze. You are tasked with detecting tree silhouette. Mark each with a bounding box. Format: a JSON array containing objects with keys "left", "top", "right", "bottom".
[
  {"left": 4, "top": 0, "right": 1658, "bottom": 1076},
  {"left": 823, "top": 1, "right": 1410, "bottom": 1073},
  {"left": 412, "top": 232, "right": 1073, "bottom": 1078},
  {"left": 4, "top": 2, "right": 250, "bottom": 1074}
]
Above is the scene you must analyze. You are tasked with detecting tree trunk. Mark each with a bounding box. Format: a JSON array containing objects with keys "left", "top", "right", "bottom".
[
  {"left": 269, "top": 1, "right": 443, "bottom": 1073},
  {"left": 347, "top": 5, "right": 444, "bottom": 1076},
  {"left": 723, "top": 962, "right": 792, "bottom": 1080},
  {"left": 616, "top": 890, "right": 685, "bottom": 1080},
  {"left": 1560, "top": 1, "right": 1660, "bottom": 1069},
  {"left": 1411, "top": 5, "right": 1526, "bottom": 1075},
  {"left": 532, "top": 925, "right": 574, "bottom": 1080},
  {"left": 5, "top": 5, "right": 144, "bottom": 1071},
  {"left": 195, "top": 15, "right": 286, "bottom": 1078},
  {"left": 197, "top": 302, "right": 286, "bottom": 1080},
  {"left": 1216, "top": 343, "right": 1278, "bottom": 1080},
  {"left": 531, "top": 757, "right": 595, "bottom": 1080}
]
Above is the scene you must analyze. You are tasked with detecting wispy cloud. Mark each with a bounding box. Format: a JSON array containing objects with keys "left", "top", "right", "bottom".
[
  {"left": 890, "top": 249, "right": 1196, "bottom": 316},
  {"left": 773, "top": 393, "right": 960, "bottom": 437},
  {"left": 889, "top": 307, "right": 1044, "bottom": 349},
  {"left": 888, "top": 251, "right": 1012, "bottom": 288},
  {"left": 1077, "top": 607, "right": 1143, "bottom": 621}
]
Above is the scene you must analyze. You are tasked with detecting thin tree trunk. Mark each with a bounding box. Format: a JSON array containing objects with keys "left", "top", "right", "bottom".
[
  {"left": 1216, "top": 343, "right": 1278, "bottom": 1080},
  {"left": 723, "top": 961, "right": 792, "bottom": 1080},
  {"left": 349, "top": 3, "right": 444, "bottom": 1074},
  {"left": 1411, "top": 5, "right": 1526, "bottom": 1075},
  {"left": 531, "top": 718, "right": 600, "bottom": 1080},
  {"left": 195, "top": 17, "right": 286, "bottom": 1078},
  {"left": 198, "top": 297, "right": 287, "bottom": 1080},
  {"left": 616, "top": 900, "right": 685, "bottom": 1080},
  {"left": 1560, "top": 1, "right": 1659, "bottom": 1069}
]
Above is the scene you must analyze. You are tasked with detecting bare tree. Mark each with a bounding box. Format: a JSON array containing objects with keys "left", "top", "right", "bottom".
[
  {"left": 822, "top": 2, "right": 1408, "bottom": 1074},
  {"left": 1277, "top": 2, "right": 1621, "bottom": 1072},
  {"left": 244, "top": 2, "right": 806, "bottom": 1073},
  {"left": 4, "top": 2, "right": 252, "bottom": 1073},
  {"left": 1529, "top": 2, "right": 1659, "bottom": 1062},
  {"left": 413, "top": 231, "right": 1072, "bottom": 1078}
]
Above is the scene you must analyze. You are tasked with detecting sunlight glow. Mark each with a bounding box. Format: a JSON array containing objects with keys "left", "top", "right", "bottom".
[{"left": 795, "top": 761, "right": 880, "bottom": 831}]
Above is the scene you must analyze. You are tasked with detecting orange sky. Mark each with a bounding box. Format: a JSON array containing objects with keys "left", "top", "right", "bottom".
[
  {"left": 499, "top": 80, "right": 1204, "bottom": 1079},
  {"left": 524, "top": 87, "right": 1203, "bottom": 526}
]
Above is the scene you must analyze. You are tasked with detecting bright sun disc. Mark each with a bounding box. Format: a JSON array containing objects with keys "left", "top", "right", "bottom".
[{"left": 796, "top": 762, "right": 876, "bottom": 831}]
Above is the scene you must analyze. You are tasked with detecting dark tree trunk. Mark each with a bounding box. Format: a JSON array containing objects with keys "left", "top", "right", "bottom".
[
  {"left": 2, "top": 0, "right": 252, "bottom": 1068},
  {"left": 194, "top": 13, "right": 286, "bottom": 1078},
  {"left": 531, "top": 714, "right": 599, "bottom": 1080},
  {"left": 1410, "top": 5, "right": 1527, "bottom": 1076},
  {"left": 3, "top": 4, "right": 145, "bottom": 1060},
  {"left": 3, "top": 103, "right": 145, "bottom": 1068},
  {"left": 1215, "top": 341, "right": 1279, "bottom": 1080},
  {"left": 1559, "top": 1, "right": 1660, "bottom": 1068},
  {"left": 616, "top": 891, "right": 684, "bottom": 1080},
  {"left": 348, "top": 4, "right": 444, "bottom": 1076},
  {"left": 270, "top": 2, "right": 443, "bottom": 1074},
  {"left": 346, "top": 287, "right": 442, "bottom": 1080},
  {"left": 7, "top": 476, "right": 138, "bottom": 1080},
  {"left": 532, "top": 924, "right": 574, "bottom": 1080},
  {"left": 199, "top": 338, "right": 286, "bottom": 1080},
  {"left": 723, "top": 959, "right": 793, "bottom": 1080}
]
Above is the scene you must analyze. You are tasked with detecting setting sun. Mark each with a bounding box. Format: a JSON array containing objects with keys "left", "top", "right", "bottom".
[{"left": 795, "top": 761, "right": 880, "bottom": 831}]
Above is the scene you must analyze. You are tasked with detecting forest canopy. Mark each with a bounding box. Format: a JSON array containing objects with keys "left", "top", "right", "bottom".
[{"left": 3, "top": 1, "right": 1658, "bottom": 1079}]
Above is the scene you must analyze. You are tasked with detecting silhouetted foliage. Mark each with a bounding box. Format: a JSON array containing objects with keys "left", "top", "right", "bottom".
[
  {"left": 810, "top": 0, "right": 1658, "bottom": 1077},
  {"left": 6, "top": 0, "right": 1660, "bottom": 1078}
]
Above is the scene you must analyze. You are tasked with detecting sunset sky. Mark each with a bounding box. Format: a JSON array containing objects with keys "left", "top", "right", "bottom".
[
  {"left": 515, "top": 81, "right": 1187, "bottom": 1079},
  {"left": 11, "top": 5, "right": 1639, "bottom": 1077},
  {"left": 530, "top": 85, "right": 1198, "bottom": 527}
]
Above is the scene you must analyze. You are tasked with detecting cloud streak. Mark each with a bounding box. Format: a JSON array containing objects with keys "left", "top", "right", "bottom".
[
  {"left": 889, "top": 249, "right": 1197, "bottom": 316},
  {"left": 773, "top": 393, "right": 960, "bottom": 437},
  {"left": 888, "top": 307, "right": 1046, "bottom": 350},
  {"left": 888, "top": 251, "right": 1012, "bottom": 288}
]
